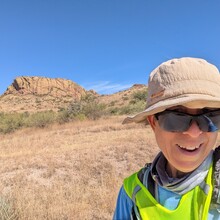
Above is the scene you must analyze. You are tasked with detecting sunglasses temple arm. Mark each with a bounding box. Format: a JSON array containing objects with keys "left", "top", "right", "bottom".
[{"left": 203, "top": 115, "right": 218, "bottom": 132}]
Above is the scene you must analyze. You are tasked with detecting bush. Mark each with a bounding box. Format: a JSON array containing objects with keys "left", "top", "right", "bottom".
[
  {"left": 0, "top": 196, "right": 18, "bottom": 220},
  {"left": 0, "top": 111, "right": 59, "bottom": 133},
  {"left": 83, "top": 102, "right": 106, "bottom": 120},
  {"left": 0, "top": 113, "right": 26, "bottom": 133},
  {"left": 66, "top": 94, "right": 107, "bottom": 120},
  {"left": 108, "top": 107, "right": 120, "bottom": 115},
  {"left": 56, "top": 109, "right": 71, "bottom": 124},
  {"left": 132, "top": 89, "right": 148, "bottom": 101},
  {"left": 67, "top": 101, "right": 83, "bottom": 116},
  {"left": 119, "top": 100, "right": 146, "bottom": 115},
  {"left": 74, "top": 113, "right": 87, "bottom": 121},
  {"left": 25, "top": 111, "right": 56, "bottom": 128}
]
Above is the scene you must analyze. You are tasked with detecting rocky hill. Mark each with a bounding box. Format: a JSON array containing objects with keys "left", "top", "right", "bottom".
[
  {"left": 4, "top": 76, "right": 88, "bottom": 98},
  {"left": 0, "top": 76, "right": 147, "bottom": 113},
  {"left": 0, "top": 76, "right": 97, "bottom": 113}
]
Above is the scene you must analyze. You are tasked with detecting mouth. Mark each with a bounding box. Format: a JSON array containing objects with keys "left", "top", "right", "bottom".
[{"left": 177, "top": 144, "right": 202, "bottom": 152}]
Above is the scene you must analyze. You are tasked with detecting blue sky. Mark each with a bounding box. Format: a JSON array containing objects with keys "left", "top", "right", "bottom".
[{"left": 0, "top": 0, "right": 220, "bottom": 95}]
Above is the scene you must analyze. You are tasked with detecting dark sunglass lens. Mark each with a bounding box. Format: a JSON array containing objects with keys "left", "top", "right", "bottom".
[
  {"left": 157, "top": 110, "right": 220, "bottom": 133},
  {"left": 197, "top": 116, "right": 217, "bottom": 132},
  {"left": 158, "top": 112, "right": 191, "bottom": 132},
  {"left": 205, "top": 112, "right": 220, "bottom": 131}
]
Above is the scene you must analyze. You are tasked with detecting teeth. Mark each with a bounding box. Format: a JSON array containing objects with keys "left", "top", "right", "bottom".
[{"left": 178, "top": 145, "right": 200, "bottom": 150}]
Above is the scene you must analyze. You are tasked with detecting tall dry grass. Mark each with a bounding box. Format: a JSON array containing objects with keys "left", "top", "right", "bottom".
[{"left": 2, "top": 115, "right": 208, "bottom": 219}]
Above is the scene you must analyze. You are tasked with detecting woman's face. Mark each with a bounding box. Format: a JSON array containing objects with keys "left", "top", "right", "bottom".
[{"left": 147, "top": 107, "right": 218, "bottom": 178}]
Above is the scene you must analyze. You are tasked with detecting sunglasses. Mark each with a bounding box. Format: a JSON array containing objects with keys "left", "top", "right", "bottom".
[{"left": 154, "top": 109, "right": 220, "bottom": 132}]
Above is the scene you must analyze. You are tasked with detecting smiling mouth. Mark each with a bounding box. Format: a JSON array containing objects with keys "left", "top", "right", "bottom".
[{"left": 177, "top": 144, "right": 201, "bottom": 152}]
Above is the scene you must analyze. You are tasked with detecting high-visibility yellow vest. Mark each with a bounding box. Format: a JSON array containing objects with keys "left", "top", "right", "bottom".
[{"left": 123, "top": 165, "right": 213, "bottom": 220}]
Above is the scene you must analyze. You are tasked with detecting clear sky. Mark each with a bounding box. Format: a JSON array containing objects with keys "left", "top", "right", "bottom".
[{"left": 0, "top": 0, "right": 220, "bottom": 95}]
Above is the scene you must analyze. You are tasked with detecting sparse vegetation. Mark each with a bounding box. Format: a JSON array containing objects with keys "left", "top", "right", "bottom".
[
  {"left": 59, "top": 94, "right": 107, "bottom": 123},
  {"left": 25, "top": 111, "right": 56, "bottom": 128},
  {"left": 0, "top": 89, "right": 149, "bottom": 133},
  {"left": 108, "top": 89, "right": 147, "bottom": 115},
  {"left": 0, "top": 111, "right": 56, "bottom": 133},
  {"left": 1, "top": 116, "right": 219, "bottom": 219},
  {"left": 119, "top": 100, "right": 146, "bottom": 115},
  {"left": 0, "top": 112, "right": 27, "bottom": 134},
  {"left": 0, "top": 116, "right": 160, "bottom": 219},
  {"left": 0, "top": 197, "right": 17, "bottom": 220},
  {"left": 132, "top": 88, "right": 148, "bottom": 101},
  {"left": 122, "top": 96, "right": 129, "bottom": 101}
]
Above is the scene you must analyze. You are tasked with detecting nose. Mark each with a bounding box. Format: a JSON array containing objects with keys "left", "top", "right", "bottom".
[{"left": 183, "top": 121, "right": 202, "bottom": 137}]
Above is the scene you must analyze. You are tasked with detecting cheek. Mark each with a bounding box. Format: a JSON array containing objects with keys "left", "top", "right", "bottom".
[
  {"left": 153, "top": 126, "right": 174, "bottom": 152},
  {"left": 207, "top": 132, "right": 218, "bottom": 149}
]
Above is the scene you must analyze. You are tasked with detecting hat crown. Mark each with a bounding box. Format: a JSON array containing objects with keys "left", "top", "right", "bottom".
[{"left": 147, "top": 57, "right": 220, "bottom": 107}]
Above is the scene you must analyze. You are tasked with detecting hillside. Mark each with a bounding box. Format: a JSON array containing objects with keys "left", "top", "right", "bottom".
[
  {"left": 0, "top": 76, "right": 147, "bottom": 113},
  {"left": 0, "top": 76, "right": 97, "bottom": 113}
]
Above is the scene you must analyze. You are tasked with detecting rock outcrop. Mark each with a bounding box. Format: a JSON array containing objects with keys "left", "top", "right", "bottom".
[
  {"left": 4, "top": 76, "right": 87, "bottom": 99},
  {"left": 0, "top": 76, "right": 146, "bottom": 113},
  {"left": 0, "top": 76, "right": 98, "bottom": 113}
]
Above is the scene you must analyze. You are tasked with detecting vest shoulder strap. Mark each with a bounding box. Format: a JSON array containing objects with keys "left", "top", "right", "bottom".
[
  {"left": 137, "top": 163, "right": 154, "bottom": 197},
  {"left": 211, "top": 145, "right": 220, "bottom": 208}
]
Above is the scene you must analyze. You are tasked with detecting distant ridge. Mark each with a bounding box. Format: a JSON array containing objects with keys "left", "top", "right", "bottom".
[
  {"left": 0, "top": 76, "right": 147, "bottom": 113},
  {"left": 4, "top": 76, "right": 88, "bottom": 99}
]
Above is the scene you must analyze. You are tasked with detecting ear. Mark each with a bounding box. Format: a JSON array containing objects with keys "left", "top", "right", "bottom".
[{"left": 147, "top": 115, "right": 157, "bottom": 131}]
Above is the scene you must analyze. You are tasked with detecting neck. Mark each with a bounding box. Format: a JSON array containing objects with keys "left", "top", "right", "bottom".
[{"left": 166, "top": 163, "right": 189, "bottom": 178}]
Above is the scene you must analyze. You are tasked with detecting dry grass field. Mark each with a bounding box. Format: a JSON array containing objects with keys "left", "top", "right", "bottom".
[
  {"left": 1, "top": 116, "right": 220, "bottom": 220},
  {"left": 0, "top": 116, "right": 159, "bottom": 219}
]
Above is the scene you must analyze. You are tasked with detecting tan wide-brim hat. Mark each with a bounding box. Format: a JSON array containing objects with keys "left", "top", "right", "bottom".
[{"left": 123, "top": 57, "right": 220, "bottom": 124}]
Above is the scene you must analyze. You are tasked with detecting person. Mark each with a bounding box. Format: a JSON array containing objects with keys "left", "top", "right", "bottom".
[{"left": 113, "top": 57, "right": 220, "bottom": 220}]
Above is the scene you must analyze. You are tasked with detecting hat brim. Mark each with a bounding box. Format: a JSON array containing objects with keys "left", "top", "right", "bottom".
[{"left": 122, "top": 94, "right": 220, "bottom": 124}]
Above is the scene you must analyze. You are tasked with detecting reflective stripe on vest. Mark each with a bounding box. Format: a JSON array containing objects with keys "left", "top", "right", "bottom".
[{"left": 123, "top": 165, "right": 213, "bottom": 220}]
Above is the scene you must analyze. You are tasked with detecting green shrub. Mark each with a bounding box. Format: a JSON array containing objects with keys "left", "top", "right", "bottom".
[
  {"left": 67, "top": 100, "right": 83, "bottom": 116},
  {"left": 129, "top": 100, "right": 137, "bottom": 105},
  {"left": 66, "top": 94, "right": 107, "bottom": 120},
  {"left": 122, "top": 96, "right": 129, "bottom": 101},
  {"left": 108, "top": 107, "right": 120, "bottom": 115},
  {"left": 119, "top": 100, "right": 146, "bottom": 115},
  {"left": 109, "top": 101, "right": 117, "bottom": 106},
  {"left": 25, "top": 111, "right": 56, "bottom": 128},
  {"left": 83, "top": 102, "right": 106, "bottom": 120},
  {"left": 132, "top": 89, "right": 148, "bottom": 101},
  {"left": 0, "top": 113, "right": 26, "bottom": 133},
  {"left": 56, "top": 109, "right": 71, "bottom": 124},
  {"left": 0, "top": 196, "right": 18, "bottom": 220},
  {"left": 75, "top": 113, "right": 87, "bottom": 121}
]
